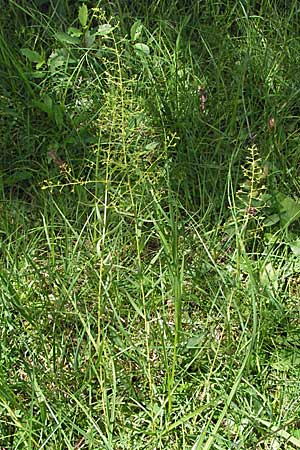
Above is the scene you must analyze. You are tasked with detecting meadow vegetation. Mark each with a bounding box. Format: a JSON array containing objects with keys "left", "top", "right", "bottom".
[{"left": 1, "top": 0, "right": 300, "bottom": 448}]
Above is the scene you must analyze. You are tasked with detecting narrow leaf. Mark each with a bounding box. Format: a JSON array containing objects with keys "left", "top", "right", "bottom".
[{"left": 53, "top": 104, "right": 64, "bottom": 129}]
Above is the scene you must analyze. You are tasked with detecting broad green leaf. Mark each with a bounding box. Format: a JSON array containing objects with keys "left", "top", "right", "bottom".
[
  {"left": 20, "top": 48, "right": 43, "bottom": 63},
  {"left": 145, "top": 142, "right": 159, "bottom": 151},
  {"left": 55, "top": 32, "right": 80, "bottom": 45},
  {"left": 33, "top": 95, "right": 64, "bottom": 128},
  {"left": 68, "top": 27, "right": 83, "bottom": 37},
  {"left": 134, "top": 42, "right": 150, "bottom": 56},
  {"left": 278, "top": 194, "right": 300, "bottom": 226},
  {"left": 33, "top": 95, "right": 53, "bottom": 115},
  {"left": 27, "top": 71, "right": 46, "bottom": 79},
  {"left": 264, "top": 232, "right": 278, "bottom": 244},
  {"left": 49, "top": 54, "right": 66, "bottom": 72},
  {"left": 130, "top": 21, "right": 143, "bottom": 42},
  {"left": 186, "top": 334, "right": 205, "bottom": 349},
  {"left": 78, "top": 3, "right": 88, "bottom": 28},
  {"left": 33, "top": 100, "right": 51, "bottom": 114},
  {"left": 97, "top": 24, "right": 113, "bottom": 36},
  {"left": 290, "top": 239, "right": 300, "bottom": 256},
  {"left": 264, "top": 213, "right": 280, "bottom": 227},
  {"left": 260, "top": 262, "right": 278, "bottom": 289},
  {"left": 48, "top": 49, "right": 76, "bottom": 73},
  {"left": 294, "top": 429, "right": 300, "bottom": 439}
]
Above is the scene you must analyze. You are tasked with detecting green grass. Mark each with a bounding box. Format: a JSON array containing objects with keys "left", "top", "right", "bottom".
[{"left": 1, "top": 0, "right": 300, "bottom": 448}]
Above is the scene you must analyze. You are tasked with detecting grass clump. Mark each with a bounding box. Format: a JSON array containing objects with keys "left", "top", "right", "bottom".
[{"left": 1, "top": 0, "right": 300, "bottom": 448}]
